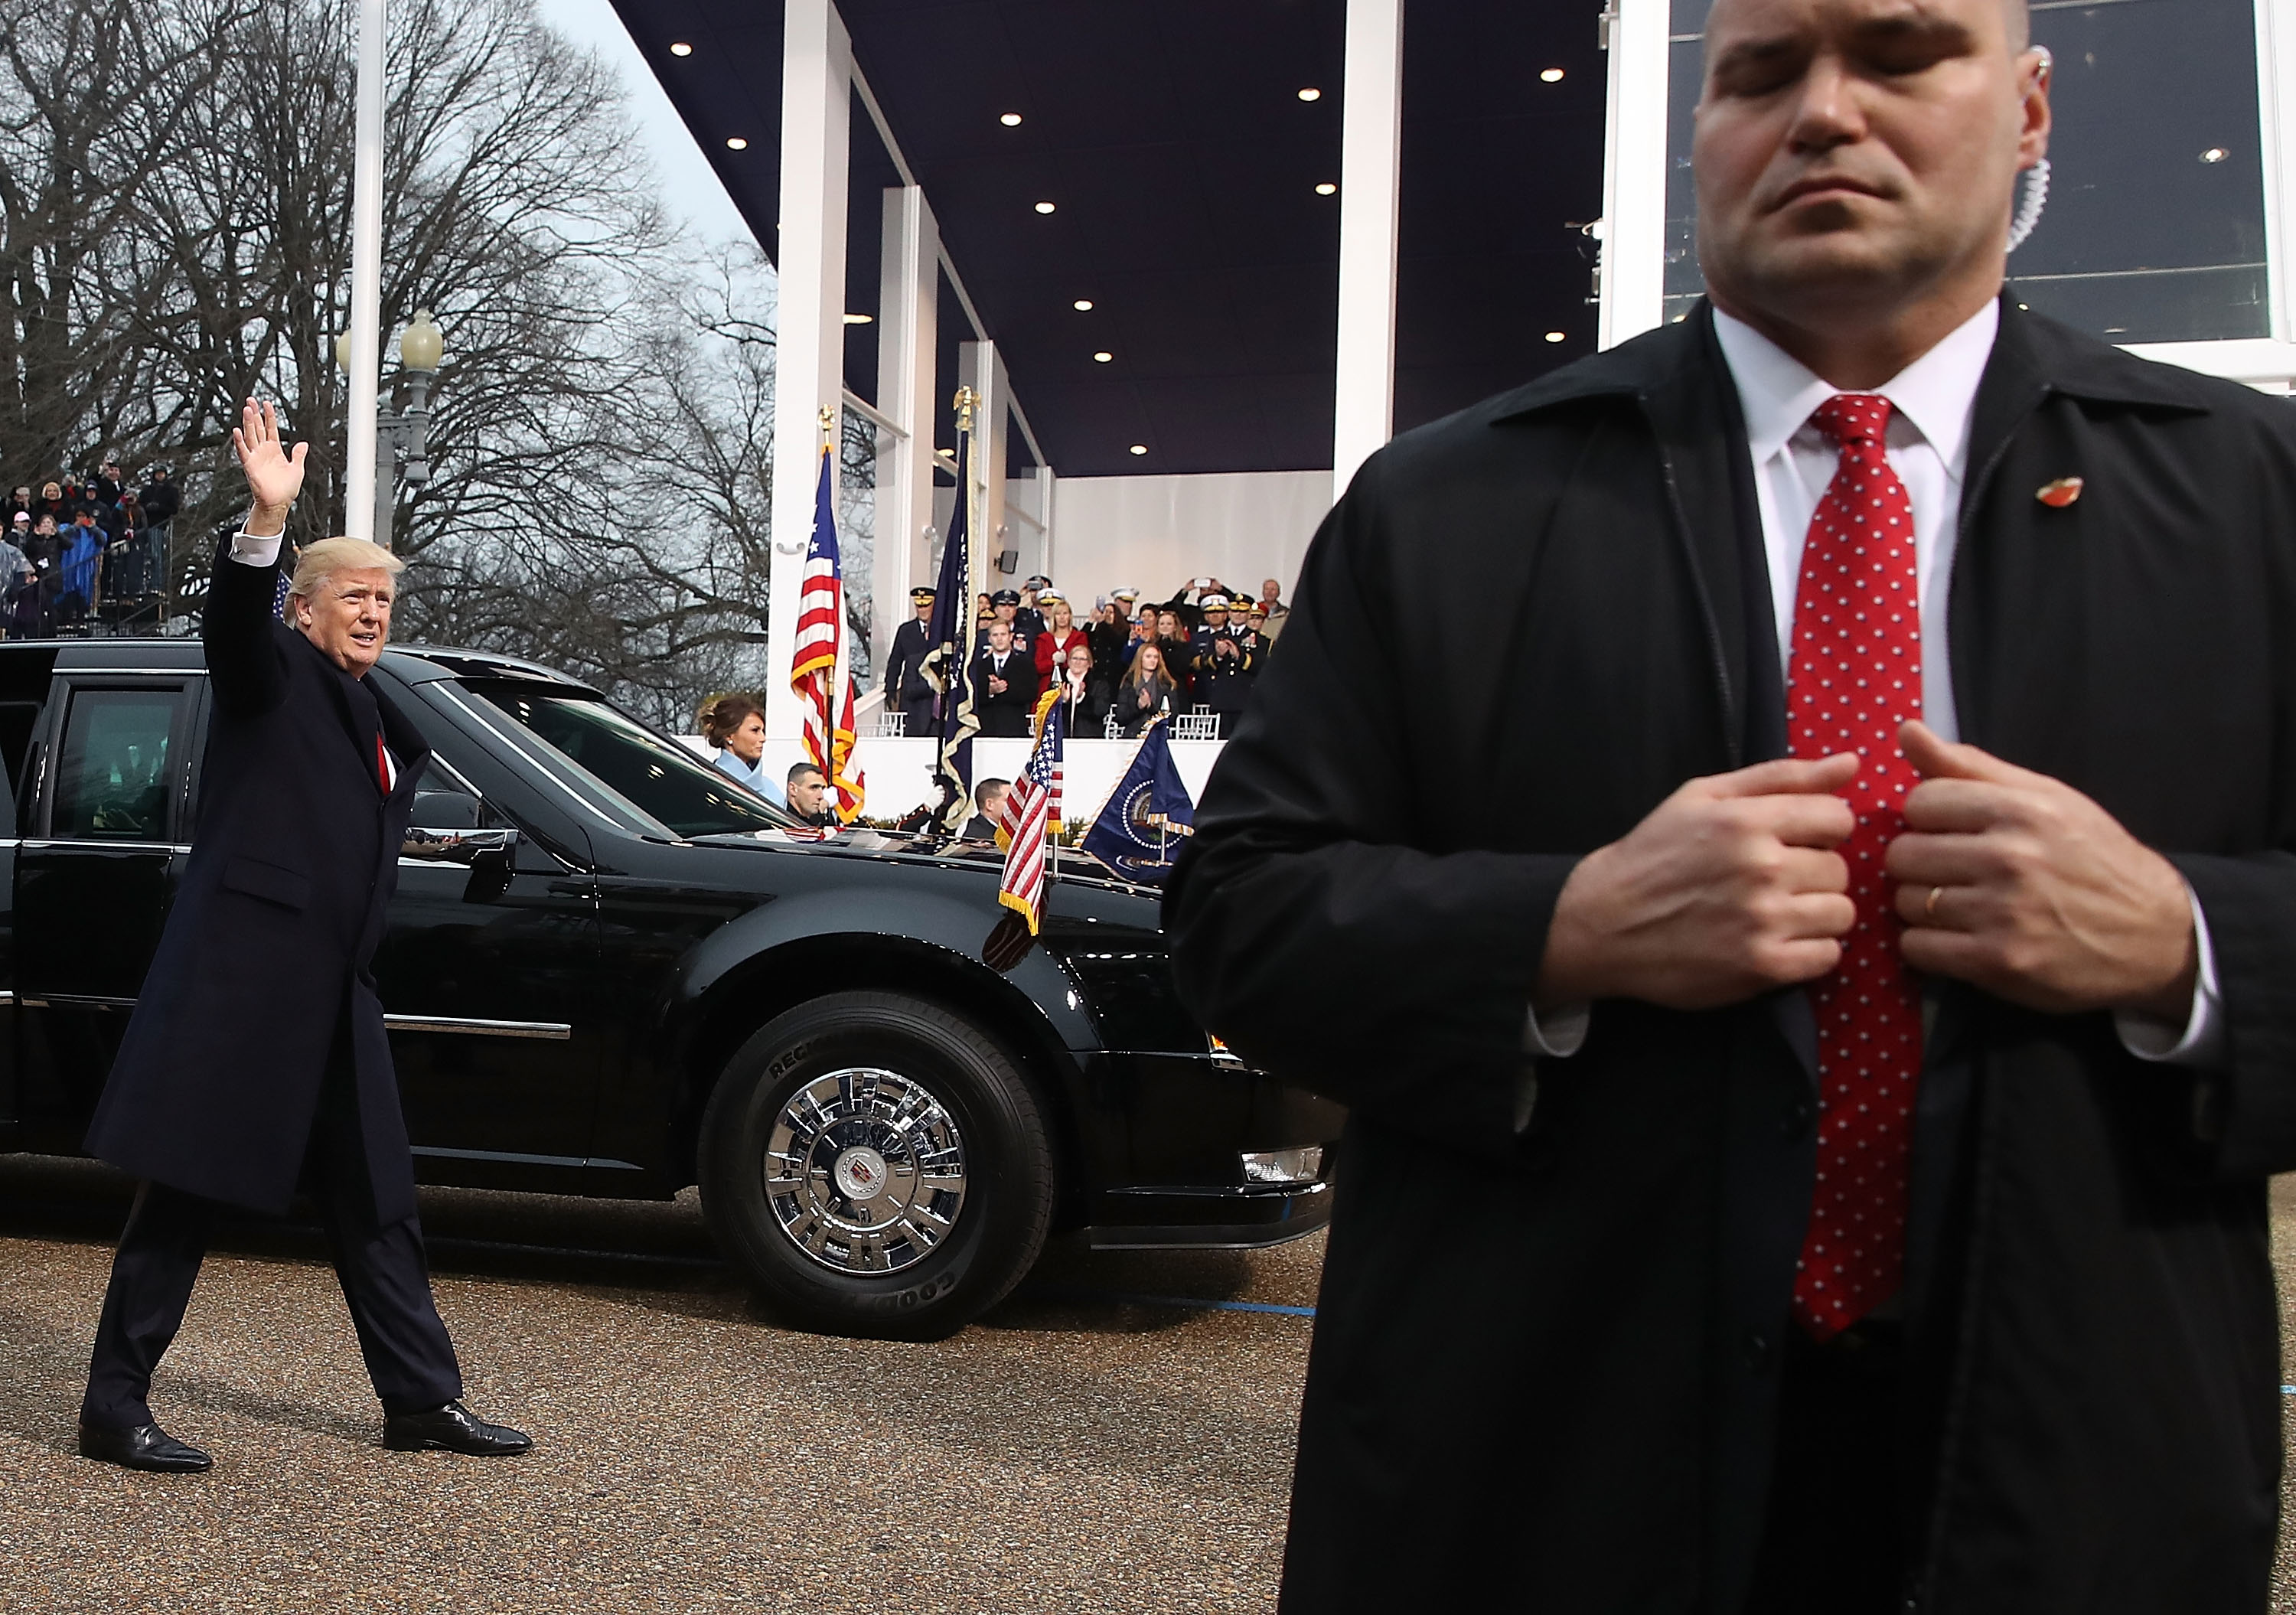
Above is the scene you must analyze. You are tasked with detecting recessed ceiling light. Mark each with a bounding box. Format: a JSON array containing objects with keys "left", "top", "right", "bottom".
[
  {"left": 1034, "top": 201, "right": 1057, "bottom": 214},
  {"left": 843, "top": 313, "right": 874, "bottom": 325},
  {"left": 1073, "top": 299, "right": 1094, "bottom": 312},
  {"left": 669, "top": 41, "right": 693, "bottom": 57},
  {"left": 1315, "top": 182, "right": 1338, "bottom": 196},
  {"left": 2201, "top": 146, "right": 2230, "bottom": 163},
  {"left": 1093, "top": 351, "right": 1114, "bottom": 363},
  {"left": 1129, "top": 445, "right": 1149, "bottom": 456},
  {"left": 1540, "top": 67, "right": 1564, "bottom": 83},
  {"left": 1000, "top": 112, "right": 1023, "bottom": 127},
  {"left": 1544, "top": 331, "right": 1567, "bottom": 343},
  {"left": 725, "top": 136, "right": 748, "bottom": 151},
  {"left": 1298, "top": 87, "right": 1322, "bottom": 102}
]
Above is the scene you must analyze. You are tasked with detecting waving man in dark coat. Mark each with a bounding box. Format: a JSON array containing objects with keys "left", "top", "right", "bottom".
[
  {"left": 75, "top": 400, "right": 531, "bottom": 1473},
  {"left": 1170, "top": 1, "right": 2296, "bottom": 1610}
]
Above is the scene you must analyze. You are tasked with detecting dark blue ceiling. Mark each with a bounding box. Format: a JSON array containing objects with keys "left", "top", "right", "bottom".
[{"left": 608, "top": 1, "right": 1605, "bottom": 476}]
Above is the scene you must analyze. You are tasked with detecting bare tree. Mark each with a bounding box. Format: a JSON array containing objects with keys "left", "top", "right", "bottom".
[{"left": 1, "top": 0, "right": 791, "bottom": 724}]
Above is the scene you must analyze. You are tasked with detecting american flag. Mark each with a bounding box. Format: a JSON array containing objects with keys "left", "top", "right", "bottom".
[
  {"left": 789, "top": 444, "right": 866, "bottom": 822},
  {"left": 996, "top": 693, "right": 1065, "bottom": 934}
]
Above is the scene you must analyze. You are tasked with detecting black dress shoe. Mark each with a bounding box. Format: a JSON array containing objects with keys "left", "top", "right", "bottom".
[
  {"left": 383, "top": 1399, "right": 532, "bottom": 1456},
  {"left": 78, "top": 1420, "right": 212, "bottom": 1473}
]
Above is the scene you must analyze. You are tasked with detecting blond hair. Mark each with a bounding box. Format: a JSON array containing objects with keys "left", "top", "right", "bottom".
[{"left": 289, "top": 537, "right": 404, "bottom": 603}]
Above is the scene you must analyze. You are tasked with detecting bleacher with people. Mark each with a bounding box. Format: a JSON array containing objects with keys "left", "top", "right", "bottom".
[
  {"left": 0, "top": 457, "right": 180, "bottom": 638},
  {"left": 870, "top": 573, "right": 1276, "bottom": 743}
]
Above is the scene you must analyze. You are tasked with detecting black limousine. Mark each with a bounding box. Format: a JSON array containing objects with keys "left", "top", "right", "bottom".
[{"left": 0, "top": 638, "right": 1339, "bottom": 1336}]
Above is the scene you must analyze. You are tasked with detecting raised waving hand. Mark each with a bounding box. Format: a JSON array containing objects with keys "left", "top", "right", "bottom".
[{"left": 230, "top": 398, "right": 308, "bottom": 537}]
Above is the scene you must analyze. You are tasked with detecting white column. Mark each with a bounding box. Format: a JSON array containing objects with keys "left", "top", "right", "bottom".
[
  {"left": 960, "top": 340, "right": 1009, "bottom": 590},
  {"left": 1332, "top": 0, "right": 1405, "bottom": 500},
  {"left": 872, "top": 184, "right": 938, "bottom": 690},
  {"left": 766, "top": 0, "right": 853, "bottom": 739},
  {"left": 1598, "top": 0, "right": 1669, "bottom": 349},
  {"left": 2256, "top": 0, "right": 2296, "bottom": 345},
  {"left": 344, "top": 0, "right": 387, "bottom": 544}
]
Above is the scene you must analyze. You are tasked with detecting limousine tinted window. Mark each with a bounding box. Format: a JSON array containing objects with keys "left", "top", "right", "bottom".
[{"left": 469, "top": 685, "right": 790, "bottom": 839}]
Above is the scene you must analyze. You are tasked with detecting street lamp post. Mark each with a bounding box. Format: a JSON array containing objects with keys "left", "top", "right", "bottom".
[{"left": 337, "top": 308, "right": 444, "bottom": 547}]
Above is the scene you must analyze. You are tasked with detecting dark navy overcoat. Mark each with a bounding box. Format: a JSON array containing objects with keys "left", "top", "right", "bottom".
[{"left": 84, "top": 544, "right": 432, "bottom": 1225}]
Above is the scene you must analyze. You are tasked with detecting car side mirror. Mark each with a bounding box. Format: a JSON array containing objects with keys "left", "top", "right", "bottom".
[{"left": 400, "top": 825, "right": 518, "bottom": 866}]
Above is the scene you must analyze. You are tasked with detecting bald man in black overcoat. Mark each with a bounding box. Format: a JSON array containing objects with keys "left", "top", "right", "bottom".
[{"left": 1169, "top": 2, "right": 2296, "bottom": 1610}]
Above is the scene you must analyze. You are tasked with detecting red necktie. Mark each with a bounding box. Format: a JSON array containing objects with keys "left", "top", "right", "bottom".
[
  {"left": 375, "top": 732, "right": 391, "bottom": 797},
  {"left": 1787, "top": 393, "right": 1923, "bottom": 1341}
]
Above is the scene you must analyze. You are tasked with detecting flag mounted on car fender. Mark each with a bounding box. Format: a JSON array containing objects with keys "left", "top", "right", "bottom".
[{"left": 1078, "top": 717, "right": 1194, "bottom": 884}]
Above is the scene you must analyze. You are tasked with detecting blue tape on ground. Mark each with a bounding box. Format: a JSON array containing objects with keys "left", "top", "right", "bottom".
[{"left": 2284, "top": 1385, "right": 2295, "bottom": 1395}]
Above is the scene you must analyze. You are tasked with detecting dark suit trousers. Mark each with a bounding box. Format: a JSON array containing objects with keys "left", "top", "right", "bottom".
[
  {"left": 80, "top": 1037, "right": 462, "bottom": 1429},
  {"left": 1740, "top": 1320, "right": 1910, "bottom": 1615}
]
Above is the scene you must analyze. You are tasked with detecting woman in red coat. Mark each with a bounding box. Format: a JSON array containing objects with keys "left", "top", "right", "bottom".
[{"left": 1032, "top": 590, "right": 1088, "bottom": 681}]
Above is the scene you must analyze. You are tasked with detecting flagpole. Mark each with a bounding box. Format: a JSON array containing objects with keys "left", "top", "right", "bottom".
[{"left": 954, "top": 386, "right": 980, "bottom": 635}]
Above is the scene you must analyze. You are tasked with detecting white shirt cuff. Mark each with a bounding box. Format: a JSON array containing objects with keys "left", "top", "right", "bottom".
[
  {"left": 228, "top": 519, "right": 284, "bottom": 568},
  {"left": 2114, "top": 882, "right": 2225, "bottom": 1067},
  {"left": 1525, "top": 1000, "right": 1590, "bottom": 1059}
]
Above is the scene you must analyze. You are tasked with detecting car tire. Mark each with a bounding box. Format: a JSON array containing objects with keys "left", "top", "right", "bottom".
[{"left": 698, "top": 990, "right": 1055, "bottom": 1339}]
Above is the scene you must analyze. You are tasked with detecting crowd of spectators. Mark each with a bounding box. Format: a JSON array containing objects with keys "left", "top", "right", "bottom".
[
  {"left": 881, "top": 572, "right": 1291, "bottom": 742},
  {"left": 0, "top": 461, "right": 181, "bottom": 637}
]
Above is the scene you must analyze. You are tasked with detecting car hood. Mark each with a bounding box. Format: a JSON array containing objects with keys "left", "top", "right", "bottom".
[{"left": 687, "top": 825, "right": 1167, "bottom": 898}]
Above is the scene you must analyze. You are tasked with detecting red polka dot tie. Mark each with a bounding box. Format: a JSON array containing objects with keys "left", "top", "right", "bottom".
[{"left": 1788, "top": 392, "right": 1923, "bottom": 1342}]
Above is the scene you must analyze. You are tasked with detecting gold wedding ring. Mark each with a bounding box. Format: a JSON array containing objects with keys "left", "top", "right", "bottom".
[{"left": 1925, "top": 885, "right": 1944, "bottom": 922}]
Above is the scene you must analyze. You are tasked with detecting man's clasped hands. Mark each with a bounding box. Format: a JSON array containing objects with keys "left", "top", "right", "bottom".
[{"left": 1534, "top": 720, "right": 2198, "bottom": 1021}]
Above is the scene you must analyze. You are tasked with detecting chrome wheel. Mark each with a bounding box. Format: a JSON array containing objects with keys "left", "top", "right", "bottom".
[{"left": 762, "top": 1066, "right": 968, "bottom": 1274}]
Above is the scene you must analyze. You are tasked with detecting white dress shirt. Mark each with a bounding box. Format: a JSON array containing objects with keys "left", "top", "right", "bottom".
[{"left": 1528, "top": 305, "right": 2222, "bottom": 1066}]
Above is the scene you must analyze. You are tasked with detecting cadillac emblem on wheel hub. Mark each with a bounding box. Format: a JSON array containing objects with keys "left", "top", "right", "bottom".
[{"left": 764, "top": 1068, "right": 968, "bottom": 1274}]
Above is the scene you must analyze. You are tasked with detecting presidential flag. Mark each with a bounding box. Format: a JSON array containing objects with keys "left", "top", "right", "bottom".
[
  {"left": 788, "top": 444, "right": 866, "bottom": 822},
  {"left": 1078, "top": 717, "right": 1195, "bottom": 884},
  {"left": 997, "top": 692, "right": 1065, "bottom": 932},
  {"left": 925, "top": 425, "right": 980, "bottom": 831}
]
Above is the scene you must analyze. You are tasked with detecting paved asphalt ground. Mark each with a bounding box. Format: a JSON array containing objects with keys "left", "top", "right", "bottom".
[
  {"left": 0, "top": 1154, "right": 1319, "bottom": 1613},
  {"left": 3, "top": 1157, "right": 2295, "bottom": 1613}
]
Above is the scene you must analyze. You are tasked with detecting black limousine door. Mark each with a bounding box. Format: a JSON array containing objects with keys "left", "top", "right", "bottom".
[
  {"left": 15, "top": 672, "right": 199, "bottom": 1143},
  {"left": 370, "top": 754, "right": 608, "bottom": 1185}
]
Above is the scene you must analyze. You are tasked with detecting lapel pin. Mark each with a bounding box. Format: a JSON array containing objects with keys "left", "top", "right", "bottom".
[{"left": 2035, "top": 476, "right": 2084, "bottom": 508}]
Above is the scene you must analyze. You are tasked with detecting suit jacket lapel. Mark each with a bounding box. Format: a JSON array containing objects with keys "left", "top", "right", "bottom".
[
  {"left": 1636, "top": 305, "right": 1753, "bottom": 771},
  {"left": 296, "top": 629, "right": 373, "bottom": 769}
]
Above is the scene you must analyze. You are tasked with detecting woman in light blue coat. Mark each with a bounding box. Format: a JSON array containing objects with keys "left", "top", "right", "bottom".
[{"left": 701, "top": 693, "right": 784, "bottom": 809}]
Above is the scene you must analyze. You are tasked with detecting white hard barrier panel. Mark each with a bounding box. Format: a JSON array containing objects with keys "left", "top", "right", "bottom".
[{"left": 682, "top": 735, "right": 1228, "bottom": 827}]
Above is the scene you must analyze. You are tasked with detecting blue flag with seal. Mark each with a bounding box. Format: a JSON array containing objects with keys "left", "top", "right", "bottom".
[{"left": 1079, "top": 717, "right": 1194, "bottom": 883}]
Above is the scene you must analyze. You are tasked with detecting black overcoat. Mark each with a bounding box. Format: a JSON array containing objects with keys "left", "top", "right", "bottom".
[
  {"left": 1166, "top": 301, "right": 2296, "bottom": 1614},
  {"left": 84, "top": 545, "right": 433, "bottom": 1226}
]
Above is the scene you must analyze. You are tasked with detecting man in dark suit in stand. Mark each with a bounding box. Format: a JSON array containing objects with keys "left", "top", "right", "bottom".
[
  {"left": 970, "top": 621, "right": 1038, "bottom": 738},
  {"left": 1169, "top": 0, "right": 2296, "bottom": 1609},
  {"left": 75, "top": 399, "right": 531, "bottom": 1473}
]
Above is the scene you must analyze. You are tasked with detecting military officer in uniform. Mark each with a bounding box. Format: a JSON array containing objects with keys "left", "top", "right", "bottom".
[
  {"left": 977, "top": 588, "right": 1032, "bottom": 659},
  {"left": 879, "top": 584, "right": 940, "bottom": 737},
  {"left": 1191, "top": 594, "right": 1258, "bottom": 736}
]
